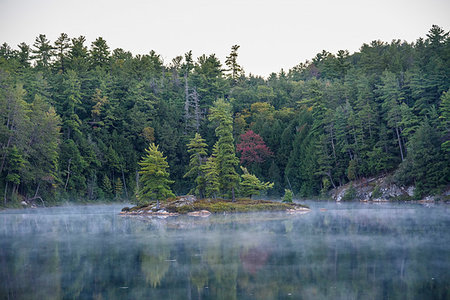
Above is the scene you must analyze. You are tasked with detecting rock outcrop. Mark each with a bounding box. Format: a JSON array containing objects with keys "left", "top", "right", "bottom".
[{"left": 332, "top": 175, "right": 415, "bottom": 202}]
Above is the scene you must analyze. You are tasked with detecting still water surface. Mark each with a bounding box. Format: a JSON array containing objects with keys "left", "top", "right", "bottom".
[{"left": 0, "top": 201, "right": 449, "bottom": 299}]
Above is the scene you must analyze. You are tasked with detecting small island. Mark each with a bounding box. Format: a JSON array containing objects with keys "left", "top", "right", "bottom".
[
  {"left": 120, "top": 195, "right": 310, "bottom": 217},
  {"left": 123, "top": 99, "right": 310, "bottom": 217}
]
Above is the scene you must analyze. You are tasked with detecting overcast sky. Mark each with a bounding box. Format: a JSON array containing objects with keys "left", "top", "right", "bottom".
[{"left": 1, "top": 0, "right": 449, "bottom": 77}]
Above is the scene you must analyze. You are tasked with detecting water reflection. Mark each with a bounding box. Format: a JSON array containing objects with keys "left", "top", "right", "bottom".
[{"left": 0, "top": 202, "right": 449, "bottom": 299}]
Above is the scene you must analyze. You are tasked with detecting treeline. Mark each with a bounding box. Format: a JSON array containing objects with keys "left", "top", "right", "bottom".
[{"left": 0, "top": 25, "right": 449, "bottom": 205}]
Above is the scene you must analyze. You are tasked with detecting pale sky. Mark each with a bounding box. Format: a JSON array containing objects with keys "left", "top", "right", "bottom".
[{"left": 1, "top": 0, "right": 449, "bottom": 77}]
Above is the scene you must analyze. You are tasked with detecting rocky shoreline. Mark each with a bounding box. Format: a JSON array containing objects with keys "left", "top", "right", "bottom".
[
  {"left": 331, "top": 174, "right": 450, "bottom": 202},
  {"left": 120, "top": 195, "right": 310, "bottom": 217}
]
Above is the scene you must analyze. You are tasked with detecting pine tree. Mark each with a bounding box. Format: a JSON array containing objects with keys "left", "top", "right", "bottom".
[
  {"left": 138, "top": 143, "right": 174, "bottom": 207},
  {"left": 3, "top": 146, "right": 25, "bottom": 205},
  {"left": 31, "top": 34, "right": 53, "bottom": 70},
  {"left": 68, "top": 36, "right": 89, "bottom": 72},
  {"left": 439, "top": 89, "right": 450, "bottom": 151},
  {"left": 377, "top": 71, "right": 406, "bottom": 161},
  {"left": 239, "top": 166, "right": 273, "bottom": 198},
  {"left": 54, "top": 33, "right": 70, "bottom": 72},
  {"left": 282, "top": 189, "right": 293, "bottom": 203},
  {"left": 102, "top": 175, "right": 113, "bottom": 197},
  {"left": 60, "top": 70, "right": 82, "bottom": 138},
  {"left": 225, "top": 45, "right": 244, "bottom": 85},
  {"left": 184, "top": 133, "right": 208, "bottom": 198},
  {"left": 114, "top": 178, "right": 123, "bottom": 199},
  {"left": 202, "top": 142, "right": 220, "bottom": 198},
  {"left": 90, "top": 37, "right": 110, "bottom": 69},
  {"left": 396, "top": 119, "right": 448, "bottom": 197},
  {"left": 209, "top": 99, "right": 239, "bottom": 201}
]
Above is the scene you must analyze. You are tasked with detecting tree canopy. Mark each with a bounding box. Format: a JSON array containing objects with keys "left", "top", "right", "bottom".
[{"left": 0, "top": 25, "right": 449, "bottom": 206}]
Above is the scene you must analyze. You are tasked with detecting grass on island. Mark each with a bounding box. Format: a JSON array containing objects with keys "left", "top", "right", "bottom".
[{"left": 124, "top": 197, "right": 309, "bottom": 214}]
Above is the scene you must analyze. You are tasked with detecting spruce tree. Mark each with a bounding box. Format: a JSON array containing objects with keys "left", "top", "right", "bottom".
[{"left": 138, "top": 143, "right": 174, "bottom": 207}]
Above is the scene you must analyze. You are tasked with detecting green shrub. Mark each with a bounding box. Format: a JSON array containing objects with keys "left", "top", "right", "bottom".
[
  {"left": 341, "top": 184, "right": 357, "bottom": 201},
  {"left": 282, "top": 189, "right": 293, "bottom": 203},
  {"left": 371, "top": 185, "right": 382, "bottom": 199}
]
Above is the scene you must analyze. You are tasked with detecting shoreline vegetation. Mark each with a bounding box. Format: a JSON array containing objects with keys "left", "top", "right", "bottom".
[
  {"left": 1, "top": 25, "right": 449, "bottom": 208},
  {"left": 120, "top": 195, "right": 310, "bottom": 216}
]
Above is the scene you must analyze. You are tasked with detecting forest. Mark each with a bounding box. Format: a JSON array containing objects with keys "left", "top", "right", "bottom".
[{"left": 0, "top": 25, "right": 449, "bottom": 206}]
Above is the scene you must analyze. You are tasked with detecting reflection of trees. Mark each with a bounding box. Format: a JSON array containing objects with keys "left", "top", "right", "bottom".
[
  {"left": 205, "top": 238, "right": 238, "bottom": 300},
  {"left": 140, "top": 238, "right": 172, "bottom": 288},
  {"left": 0, "top": 205, "right": 448, "bottom": 299},
  {"left": 240, "top": 247, "right": 269, "bottom": 275},
  {"left": 190, "top": 254, "right": 209, "bottom": 294}
]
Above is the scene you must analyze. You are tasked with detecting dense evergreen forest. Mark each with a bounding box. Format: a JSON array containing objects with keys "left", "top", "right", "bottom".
[{"left": 0, "top": 25, "right": 449, "bottom": 206}]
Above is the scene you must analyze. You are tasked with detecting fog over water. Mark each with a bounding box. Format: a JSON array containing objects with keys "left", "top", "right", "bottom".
[{"left": 1, "top": 201, "right": 449, "bottom": 299}]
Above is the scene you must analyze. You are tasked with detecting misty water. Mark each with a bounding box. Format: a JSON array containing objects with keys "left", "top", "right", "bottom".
[{"left": 1, "top": 201, "right": 449, "bottom": 299}]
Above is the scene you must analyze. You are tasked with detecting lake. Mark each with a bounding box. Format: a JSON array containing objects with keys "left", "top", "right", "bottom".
[{"left": 0, "top": 201, "right": 449, "bottom": 299}]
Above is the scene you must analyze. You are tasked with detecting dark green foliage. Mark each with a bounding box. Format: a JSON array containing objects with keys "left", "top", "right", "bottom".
[
  {"left": 0, "top": 26, "right": 448, "bottom": 206},
  {"left": 341, "top": 185, "right": 357, "bottom": 201},
  {"left": 395, "top": 119, "right": 449, "bottom": 197},
  {"left": 184, "top": 133, "right": 208, "bottom": 198}
]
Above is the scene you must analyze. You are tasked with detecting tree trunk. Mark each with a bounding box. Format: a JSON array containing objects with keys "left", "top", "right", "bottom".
[
  {"left": 64, "top": 158, "right": 72, "bottom": 191},
  {"left": 184, "top": 73, "right": 190, "bottom": 132},
  {"left": 327, "top": 172, "right": 337, "bottom": 189},
  {"left": 4, "top": 182, "right": 8, "bottom": 206},
  {"left": 330, "top": 127, "right": 336, "bottom": 160},
  {"left": 0, "top": 135, "right": 12, "bottom": 174},
  {"left": 193, "top": 89, "right": 200, "bottom": 133},
  {"left": 135, "top": 170, "right": 139, "bottom": 195},
  {"left": 232, "top": 186, "right": 235, "bottom": 202},
  {"left": 121, "top": 166, "right": 129, "bottom": 200},
  {"left": 395, "top": 126, "right": 404, "bottom": 161}
]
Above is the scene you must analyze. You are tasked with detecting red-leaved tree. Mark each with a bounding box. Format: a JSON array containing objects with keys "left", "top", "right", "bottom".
[{"left": 236, "top": 130, "right": 273, "bottom": 165}]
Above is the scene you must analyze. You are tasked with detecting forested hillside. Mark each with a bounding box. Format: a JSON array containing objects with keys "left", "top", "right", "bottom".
[{"left": 1, "top": 25, "right": 449, "bottom": 205}]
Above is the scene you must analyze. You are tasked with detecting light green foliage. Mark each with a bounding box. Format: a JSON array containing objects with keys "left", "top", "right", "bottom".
[
  {"left": 209, "top": 99, "right": 239, "bottom": 200},
  {"left": 28, "top": 95, "right": 61, "bottom": 185},
  {"left": 5, "top": 146, "right": 25, "bottom": 185},
  {"left": 138, "top": 143, "right": 174, "bottom": 206},
  {"left": 102, "top": 175, "right": 113, "bottom": 196},
  {"left": 321, "top": 177, "right": 331, "bottom": 196},
  {"left": 239, "top": 166, "right": 274, "bottom": 198},
  {"left": 184, "top": 133, "right": 208, "bottom": 198},
  {"left": 282, "top": 189, "right": 293, "bottom": 203},
  {"left": 114, "top": 178, "right": 123, "bottom": 198},
  {"left": 202, "top": 142, "right": 220, "bottom": 198}
]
